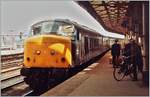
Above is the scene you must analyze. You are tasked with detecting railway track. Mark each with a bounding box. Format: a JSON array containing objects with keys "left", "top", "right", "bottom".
[
  {"left": 22, "top": 90, "right": 34, "bottom": 96},
  {"left": 1, "top": 82, "right": 32, "bottom": 96},
  {"left": 1, "top": 52, "right": 23, "bottom": 69},
  {"left": 1, "top": 53, "right": 23, "bottom": 63},
  {"left": 1, "top": 62, "right": 43, "bottom": 96},
  {"left": 1, "top": 66, "right": 33, "bottom": 96},
  {"left": 1, "top": 54, "right": 35, "bottom": 96},
  {"left": 1, "top": 59, "right": 23, "bottom": 69},
  {"left": 1, "top": 66, "right": 24, "bottom": 89}
]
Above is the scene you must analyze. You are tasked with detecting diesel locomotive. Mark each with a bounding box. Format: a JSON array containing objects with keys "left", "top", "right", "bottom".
[{"left": 21, "top": 19, "right": 114, "bottom": 90}]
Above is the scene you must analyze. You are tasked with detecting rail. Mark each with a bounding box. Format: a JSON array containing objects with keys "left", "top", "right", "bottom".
[
  {"left": 1, "top": 67, "right": 24, "bottom": 89},
  {"left": 22, "top": 90, "right": 34, "bottom": 96},
  {"left": 1, "top": 53, "right": 23, "bottom": 63},
  {"left": 1, "top": 59, "right": 23, "bottom": 69}
]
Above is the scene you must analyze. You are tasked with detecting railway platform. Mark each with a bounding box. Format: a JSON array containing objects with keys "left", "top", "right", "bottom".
[{"left": 42, "top": 52, "right": 149, "bottom": 96}]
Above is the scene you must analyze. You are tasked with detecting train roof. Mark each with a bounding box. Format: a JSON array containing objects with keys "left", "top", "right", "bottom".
[{"left": 31, "top": 19, "right": 124, "bottom": 39}]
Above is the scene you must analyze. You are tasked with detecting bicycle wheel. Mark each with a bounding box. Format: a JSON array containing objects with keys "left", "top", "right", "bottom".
[
  {"left": 113, "top": 66, "right": 126, "bottom": 81},
  {"left": 129, "top": 64, "right": 140, "bottom": 80}
]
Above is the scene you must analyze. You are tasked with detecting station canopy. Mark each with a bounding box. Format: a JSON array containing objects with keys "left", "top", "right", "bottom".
[{"left": 77, "top": 1, "right": 130, "bottom": 35}]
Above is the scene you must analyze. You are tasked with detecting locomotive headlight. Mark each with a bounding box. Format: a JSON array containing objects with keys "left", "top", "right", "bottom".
[
  {"left": 35, "top": 50, "right": 41, "bottom": 55},
  {"left": 50, "top": 50, "right": 55, "bottom": 55}
]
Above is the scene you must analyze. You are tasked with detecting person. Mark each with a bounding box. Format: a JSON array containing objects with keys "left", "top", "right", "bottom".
[
  {"left": 111, "top": 39, "right": 121, "bottom": 68},
  {"left": 124, "top": 39, "right": 143, "bottom": 81}
]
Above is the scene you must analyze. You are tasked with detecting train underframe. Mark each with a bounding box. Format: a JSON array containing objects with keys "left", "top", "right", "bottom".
[{"left": 21, "top": 67, "right": 70, "bottom": 91}]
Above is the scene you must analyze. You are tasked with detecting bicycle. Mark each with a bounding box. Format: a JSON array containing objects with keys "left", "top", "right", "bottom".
[{"left": 113, "top": 56, "right": 136, "bottom": 81}]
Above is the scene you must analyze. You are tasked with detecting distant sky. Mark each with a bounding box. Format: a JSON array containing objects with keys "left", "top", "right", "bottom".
[{"left": 1, "top": 0, "right": 124, "bottom": 38}]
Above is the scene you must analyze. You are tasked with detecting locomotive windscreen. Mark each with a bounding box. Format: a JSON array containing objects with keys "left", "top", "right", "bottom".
[{"left": 30, "top": 20, "right": 75, "bottom": 38}]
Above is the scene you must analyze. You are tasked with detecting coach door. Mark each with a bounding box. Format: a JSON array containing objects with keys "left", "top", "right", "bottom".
[
  {"left": 80, "top": 32, "right": 85, "bottom": 63},
  {"left": 84, "top": 36, "right": 89, "bottom": 61}
]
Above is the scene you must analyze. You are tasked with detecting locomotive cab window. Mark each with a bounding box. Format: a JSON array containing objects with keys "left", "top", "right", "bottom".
[
  {"left": 58, "top": 25, "right": 76, "bottom": 40},
  {"left": 30, "top": 21, "right": 76, "bottom": 39}
]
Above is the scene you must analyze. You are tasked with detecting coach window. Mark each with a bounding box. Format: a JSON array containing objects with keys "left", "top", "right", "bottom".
[
  {"left": 95, "top": 39, "right": 98, "bottom": 48},
  {"left": 89, "top": 38, "right": 92, "bottom": 51},
  {"left": 99, "top": 36, "right": 102, "bottom": 46},
  {"left": 84, "top": 37, "right": 89, "bottom": 54},
  {"left": 103, "top": 37, "right": 106, "bottom": 46},
  {"left": 90, "top": 38, "right": 94, "bottom": 51}
]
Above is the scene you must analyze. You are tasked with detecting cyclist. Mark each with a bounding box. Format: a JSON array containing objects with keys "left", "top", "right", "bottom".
[{"left": 124, "top": 39, "right": 143, "bottom": 81}]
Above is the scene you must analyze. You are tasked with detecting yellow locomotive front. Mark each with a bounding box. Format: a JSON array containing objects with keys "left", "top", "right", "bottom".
[
  {"left": 21, "top": 20, "right": 76, "bottom": 90},
  {"left": 24, "top": 35, "right": 72, "bottom": 68}
]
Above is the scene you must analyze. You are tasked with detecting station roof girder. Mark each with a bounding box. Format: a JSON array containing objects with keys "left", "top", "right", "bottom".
[{"left": 77, "top": 1, "right": 130, "bottom": 35}]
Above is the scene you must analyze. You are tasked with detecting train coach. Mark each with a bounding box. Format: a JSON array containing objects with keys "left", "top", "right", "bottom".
[{"left": 21, "top": 19, "right": 115, "bottom": 90}]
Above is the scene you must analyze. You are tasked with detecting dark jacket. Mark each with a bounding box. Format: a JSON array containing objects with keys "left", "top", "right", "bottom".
[
  {"left": 111, "top": 43, "right": 121, "bottom": 56},
  {"left": 124, "top": 42, "right": 143, "bottom": 70}
]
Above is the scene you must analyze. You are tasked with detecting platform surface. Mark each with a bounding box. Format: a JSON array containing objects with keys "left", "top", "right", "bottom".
[{"left": 42, "top": 52, "right": 149, "bottom": 96}]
